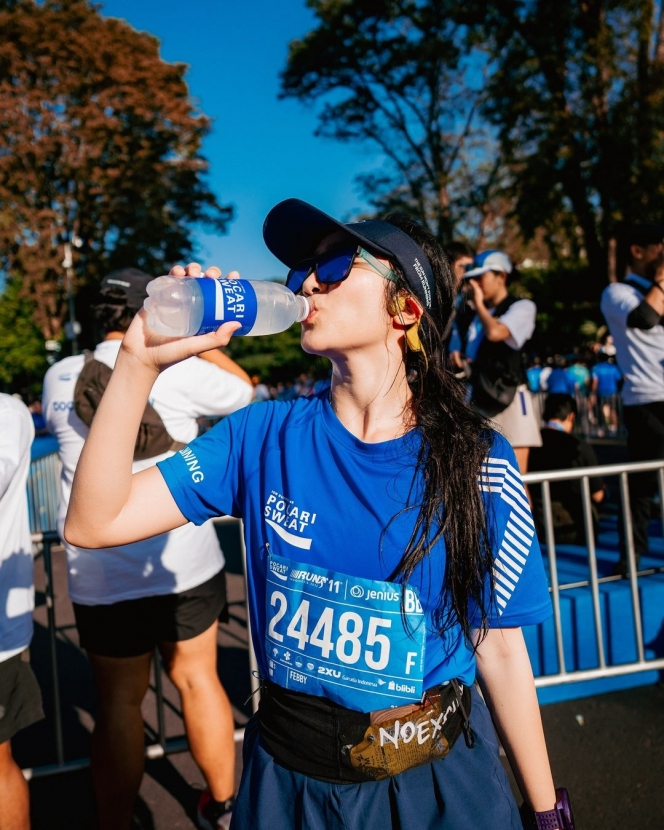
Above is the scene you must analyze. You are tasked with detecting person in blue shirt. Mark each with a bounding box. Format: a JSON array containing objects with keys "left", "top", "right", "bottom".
[
  {"left": 65, "top": 201, "right": 568, "bottom": 830},
  {"left": 566, "top": 356, "right": 591, "bottom": 398},
  {"left": 591, "top": 355, "right": 623, "bottom": 436},
  {"left": 526, "top": 357, "right": 544, "bottom": 393},
  {"left": 591, "top": 355, "right": 622, "bottom": 398},
  {"left": 545, "top": 357, "right": 576, "bottom": 396}
]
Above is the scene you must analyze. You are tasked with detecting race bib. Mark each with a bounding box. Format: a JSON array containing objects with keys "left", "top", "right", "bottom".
[{"left": 265, "top": 554, "right": 426, "bottom": 712}]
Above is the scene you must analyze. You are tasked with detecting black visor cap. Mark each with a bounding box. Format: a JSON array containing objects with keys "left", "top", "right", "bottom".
[{"left": 263, "top": 198, "right": 437, "bottom": 313}]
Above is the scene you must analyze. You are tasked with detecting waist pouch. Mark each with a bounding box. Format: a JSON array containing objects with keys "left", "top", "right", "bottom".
[{"left": 258, "top": 679, "right": 473, "bottom": 783}]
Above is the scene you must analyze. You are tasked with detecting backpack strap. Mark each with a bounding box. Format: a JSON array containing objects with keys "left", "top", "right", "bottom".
[{"left": 74, "top": 354, "right": 186, "bottom": 461}]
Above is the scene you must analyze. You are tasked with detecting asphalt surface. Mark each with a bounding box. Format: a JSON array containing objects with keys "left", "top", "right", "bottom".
[{"left": 15, "top": 448, "right": 664, "bottom": 830}]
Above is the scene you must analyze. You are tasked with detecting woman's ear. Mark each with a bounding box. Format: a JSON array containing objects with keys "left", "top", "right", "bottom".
[{"left": 387, "top": 293, "right": 423, "bottom": 326}]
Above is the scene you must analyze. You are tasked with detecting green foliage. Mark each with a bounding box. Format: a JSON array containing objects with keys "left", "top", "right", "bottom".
[
  {"left": 283, "top": 0, "right": 664, "bottom": 291},
  {"left": 477, "top": 0, "right": 664, "bottom": 281},
  {"left": 515, "top": 264, "right": 604, "bottom": 356},
  {"left": 281, "top": 0, "right": 505, "bottom": 242},
  {"left": 0, "top": 278, "right": 49, "bottom": 392},
  {"left": 0, "top": 0, "right": 232, "bottom": 345},
  {"left": 224, "top": 324, "right": 330, "bottom": 383}
]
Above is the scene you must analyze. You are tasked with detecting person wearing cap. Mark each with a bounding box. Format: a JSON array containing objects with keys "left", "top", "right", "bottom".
[
  {"left": 42, "top": 268, "right": 253, "bottom": 830},
  {"left": 64, "top": 208, "right": 572, "bottom": 830},
  {"left": 461, "top": 250, "right": 541, "bottom": 474},
  {"left": 601, "top": 222, "right": 664, "bottom": 574}
]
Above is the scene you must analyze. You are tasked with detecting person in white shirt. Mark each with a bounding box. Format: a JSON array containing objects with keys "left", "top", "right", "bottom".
[
  {"left": 601, "top": 222, "right": 664, "bottom": 573},
  {"left": 0, "top": 393, "right": 43, "bottom": 830},
  {"left": 462, "top": 250, "right": 541, "bottom": 473},
  {"left": 43, "top": 268, "right": 253, "bottom": 830}
]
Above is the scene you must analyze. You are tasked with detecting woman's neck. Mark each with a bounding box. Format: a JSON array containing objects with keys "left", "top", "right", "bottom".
[{"left": 328, "top": 349, "right": 414, "bottom": 443}]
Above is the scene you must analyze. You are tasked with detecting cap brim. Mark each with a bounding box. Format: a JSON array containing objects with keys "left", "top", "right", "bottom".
[
  {"left": 463, "top": 266, "right": 488, "bottom": 279},
  {"left": 264, "top": 198, "right": 438, "bottom": 312},
  {"left": 263, "top": 199, "right": 397, "bottom": 266}
]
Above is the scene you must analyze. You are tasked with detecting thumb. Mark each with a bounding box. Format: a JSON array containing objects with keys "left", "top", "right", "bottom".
[{"left": 192, "top": 321, "right": 243, "bottom": 351}]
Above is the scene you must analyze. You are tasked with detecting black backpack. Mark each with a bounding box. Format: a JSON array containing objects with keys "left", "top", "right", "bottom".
[
  {"left": 470, "top": 295, "right": 530, "bottom": 416},
  {"left": 74, "top": 351, "right": 186, "bottom": 461}
]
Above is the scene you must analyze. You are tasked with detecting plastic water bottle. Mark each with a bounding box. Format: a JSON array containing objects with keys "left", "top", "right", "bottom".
[{"left": 143, "top": 277, "right": 310, "bottom": 337}]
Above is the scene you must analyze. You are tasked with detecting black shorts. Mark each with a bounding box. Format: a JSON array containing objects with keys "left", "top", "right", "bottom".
[
  {"left": 73, "top": 569, "right": 228, "bottom": 658},
  {"left": 0, "top": 650, "right": 44, "bottom": 744}
]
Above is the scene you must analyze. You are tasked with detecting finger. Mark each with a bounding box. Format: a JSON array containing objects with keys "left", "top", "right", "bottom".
[
  {"left": 190, "top": 321, "right": 242, "bottom": 350},
  {"left": 203, "top": 266, "right": 222, "bottom": 278},
  {"left": 184, "top": 262, "right": 202, "bottom": 277},
  {"left": 226, "top": 269, "right": 241, "bottom": 280},
  {"left": 169, "top": 265, "right": 186, "bottom": 277}
]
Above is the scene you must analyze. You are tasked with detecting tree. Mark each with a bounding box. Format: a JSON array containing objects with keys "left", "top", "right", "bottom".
[
  {"left": 0, "top": 277, "right": 48, "bottom": 392},
  {"left": 280, "top": 0, "right": 507, "bottom": 243},
  {"left": 478, "top": 0, "right": 664, "bottom": 285},
  {"left": 0, "top": 0, "right": 232, "bottom": 352}
]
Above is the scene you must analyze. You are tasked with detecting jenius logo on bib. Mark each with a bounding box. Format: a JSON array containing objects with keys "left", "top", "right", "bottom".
[{"left": 266, "top": 554, "right": 426, "bottom": 712}]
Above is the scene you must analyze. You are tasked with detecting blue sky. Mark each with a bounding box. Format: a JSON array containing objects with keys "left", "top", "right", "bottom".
[{"left": 99, "top": 0, "right": 384, "bottom": 281}]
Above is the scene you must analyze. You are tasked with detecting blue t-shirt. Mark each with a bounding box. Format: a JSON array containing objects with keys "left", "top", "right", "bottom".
[
  {"left": 158, "top": 394, "right": 551, "bottom": 711},
  {"left": 526, "top": 366, "right": 543, "bottom": 393},
  {"left": 546, "top": 367, "right": 576, "bottom": 395},
  {"left": 566, "top": 364, "right": 590, "bottom": 396},
  {"left": 591, "top": 362, "right": 622, "bottom": 397}
]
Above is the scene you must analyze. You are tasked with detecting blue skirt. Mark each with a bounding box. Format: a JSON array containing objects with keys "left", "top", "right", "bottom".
[{"left": 231, "top": 687, "right": 523, "bottom": 830}]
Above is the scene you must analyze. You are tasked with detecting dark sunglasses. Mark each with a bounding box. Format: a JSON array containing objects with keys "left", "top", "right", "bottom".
[{"left": 286, "top": 246, "right": 398, "bottom": 294}]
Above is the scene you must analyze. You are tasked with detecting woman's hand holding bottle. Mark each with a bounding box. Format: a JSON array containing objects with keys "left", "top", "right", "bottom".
[{"left": 120, "top": 264, "right": 242, "bottom": 375}]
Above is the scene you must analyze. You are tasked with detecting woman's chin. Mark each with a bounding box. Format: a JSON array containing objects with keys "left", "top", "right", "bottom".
[{"left": 300, "top": 330, "right": 330, "bottom": 357}]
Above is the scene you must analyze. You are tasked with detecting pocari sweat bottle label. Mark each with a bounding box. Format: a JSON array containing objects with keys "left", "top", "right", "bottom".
[{"left": 197, "top": 278, "right": 259, "bottom": 336}]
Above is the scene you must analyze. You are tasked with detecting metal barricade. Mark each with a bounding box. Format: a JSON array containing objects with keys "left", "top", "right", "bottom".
[
  {"left": 523, "top": 459, "right": 664, "bottom": 689},
  {"left": 26, "top": 451, "right": 62, "bottom": 535},
  {"left": 23, "top": 516, "right": 254, "bottom": 781}
]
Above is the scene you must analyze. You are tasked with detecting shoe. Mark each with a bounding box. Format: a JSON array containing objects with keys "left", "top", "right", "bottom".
[{"left": 197, "top": 790, "right": 234, "bottom": 830}]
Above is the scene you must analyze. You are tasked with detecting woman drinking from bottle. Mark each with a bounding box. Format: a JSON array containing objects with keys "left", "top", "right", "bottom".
[{"left": 65, "top": 199, "right": 572, "bottom": 830}]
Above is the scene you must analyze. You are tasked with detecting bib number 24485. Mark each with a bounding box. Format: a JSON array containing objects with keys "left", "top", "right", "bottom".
[
  {"left": 268, "top": 591, "right": 393, "bottom": 670},
  {"left": 265, "top": 554, "right": 426, "bottom": 712}
]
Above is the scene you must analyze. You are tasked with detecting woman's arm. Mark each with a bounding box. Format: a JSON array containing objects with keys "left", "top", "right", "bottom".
[
  {"left": 471, "top": 293, "right": 513, "bottom": 342},
  {"left": 473, "top": 626, "right": 558, "bottom": 817},
  {"left": 65, "top": 264, "right": 241, "bottom": 549}
]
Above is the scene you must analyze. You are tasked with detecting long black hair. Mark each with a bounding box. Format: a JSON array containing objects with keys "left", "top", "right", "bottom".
[{"left": 381, "top": 212, "right": 494, "bottom": 646}]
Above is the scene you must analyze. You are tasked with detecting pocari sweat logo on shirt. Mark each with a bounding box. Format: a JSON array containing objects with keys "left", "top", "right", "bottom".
[{"left": 264, "top": 490, "right": 316, "bottom": 550}]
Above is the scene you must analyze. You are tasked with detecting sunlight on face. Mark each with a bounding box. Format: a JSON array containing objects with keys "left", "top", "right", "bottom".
[
  {"left": 476, "top": 269, "right": 507, "bottom": 303},
  {"left": 300, "top": 234, "right": 394, "bottom": 360}
]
